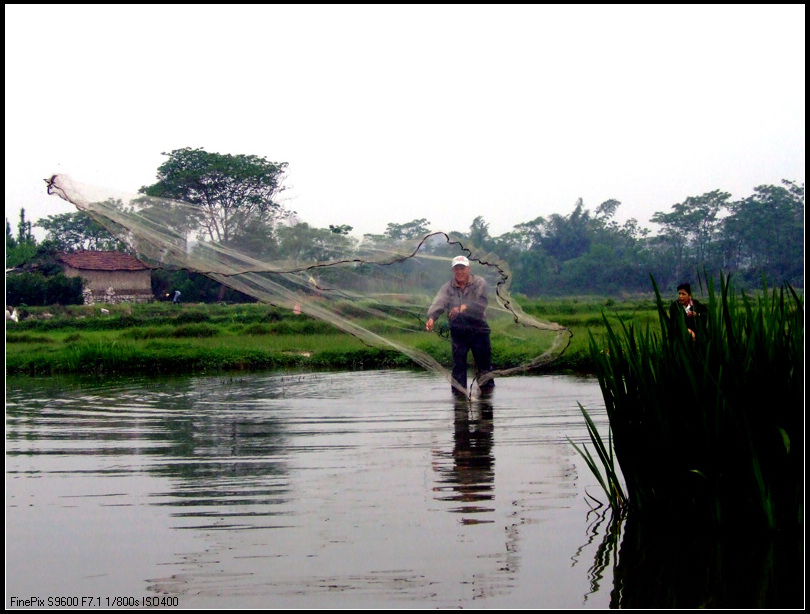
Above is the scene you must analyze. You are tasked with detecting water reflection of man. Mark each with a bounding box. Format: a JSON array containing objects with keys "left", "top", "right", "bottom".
[{"left": 433, "top": 398, "right": 495, "bottom": 519}]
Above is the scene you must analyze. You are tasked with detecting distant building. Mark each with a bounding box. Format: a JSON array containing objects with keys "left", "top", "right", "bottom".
[{"left": 57, "top": 251, "right": 153, "bottom": 304}]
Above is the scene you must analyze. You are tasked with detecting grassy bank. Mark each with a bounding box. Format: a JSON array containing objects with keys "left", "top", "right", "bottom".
[{"left": 5, "top": 296, "right": 659, "bottom": 377}]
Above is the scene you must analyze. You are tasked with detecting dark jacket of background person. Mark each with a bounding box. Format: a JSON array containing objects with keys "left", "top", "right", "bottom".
[{"left": 669, "top": 293, "right": 708, "bottom": 338}]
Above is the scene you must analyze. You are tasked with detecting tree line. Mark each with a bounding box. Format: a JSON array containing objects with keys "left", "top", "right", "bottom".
[
  {"left": 6, "top": 147, "right": 804, "bottom": 305},
  {"left": 455, "top": 180, "right": 803, "bottom": 296}
]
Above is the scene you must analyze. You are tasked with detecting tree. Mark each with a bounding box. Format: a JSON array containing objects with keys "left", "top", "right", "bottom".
[
  {"left": 6, "top": 209, "right": 38, "bottom": 270},
  {"left": 383, "top": 218, "right": 431, "bottom": 241},
  {"left": 467, "top": 216, "right": 495, "bottom": 254},
  {"left": 490, "top": 198, "right": 658, "bottom": 295},
  {"left": 329, "top": 224, "right": 354, "bottom": 235},
  {"left": 6, "top": 217, "right": 17, "bottom": 251},
  {"left": 508, "top": 216, "right": 546, "bottom": 252},
  {"left": 361, "top": 218, "right": 432, "bottom": 253},
  {"left": 36, "top": 211, "right": 124, "bottom": 252},
  {"left": 565, "top": 201, "right": 650, "bottom": 293},
  {"left": 722, "top": 180, "right": 804, "bottom": 285},
  {"left": 650, "top": 190, "right": 729, "bottom": 276},
  {"left": 139, "top": 147, "right": 290, "bottom": 250},
  {"left": 595, "top": 198, "right": 621, "bottom": 221},
  {"left": 539, "top": 199, "right": 592, "bottom": 263},
  {"left": 16, "top": 207, "right": 34, "bottom": 244},
  {"left": 276, "top": 223, "right": 357, "bottom": 262}
]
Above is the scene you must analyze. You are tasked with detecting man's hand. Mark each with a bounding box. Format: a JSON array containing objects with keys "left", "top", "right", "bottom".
[
  {"left": 426, "top": 317, "right": 434, "bottom": 332},
  {"left": 449, "top": 304, "right": 466, "bottom": 319}
]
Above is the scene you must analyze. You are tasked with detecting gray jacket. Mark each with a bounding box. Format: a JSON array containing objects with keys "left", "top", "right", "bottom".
[{"left": 427, "top": 275, "right": 490, "bottom": 332}]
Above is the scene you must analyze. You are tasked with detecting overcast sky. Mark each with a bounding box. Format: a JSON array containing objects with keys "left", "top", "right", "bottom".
[{"left": 5, "top": 4, "right": 805, "bottom": 241}]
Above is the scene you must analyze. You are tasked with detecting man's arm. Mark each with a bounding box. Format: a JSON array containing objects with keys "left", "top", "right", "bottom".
[{"left": 426, "top": 283, "right": 450, "bottom": 331}]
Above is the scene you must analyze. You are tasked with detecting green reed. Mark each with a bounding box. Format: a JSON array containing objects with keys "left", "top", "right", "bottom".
[
  {"left": 569, "top": 404, "right": 627, "bottom": 512},
  {"left": 61, "top": 339, "right": 142, "bottom": 373},
  {"left": 580, "top": 274, "right": 803, "bottom": 531}
]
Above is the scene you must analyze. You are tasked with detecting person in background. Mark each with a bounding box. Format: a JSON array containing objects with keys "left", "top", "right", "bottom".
[
  {"left": 172, "top": 290, "right": 181, "bottom": 304},
  {"left": 669, "top": 282, "right": 707, "bottom": 339},
  {"left": 426, "top": 255, "right": 494, "bottom": 394}
]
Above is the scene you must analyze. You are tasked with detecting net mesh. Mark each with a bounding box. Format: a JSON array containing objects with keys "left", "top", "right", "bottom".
[{"left": 46, "top": 174, "right": 571, "bottom": 397}]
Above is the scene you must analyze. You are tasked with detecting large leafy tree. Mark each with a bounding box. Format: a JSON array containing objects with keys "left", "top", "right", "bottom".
[
  {"left": 563, "top": 200, "right": 651, "bottom": 293},
  {"left": 722, "top": 180, "right": 804, "bottom": 285},
  {"left": 361, "top": 218, "right": 431, "bottom": 250},
  {"left": 276, "top": 222, "right": 356, "bottom": 262},
  {"left": 467, "top": 216, "right": 496, "bottom": 255},
  {"left": 139, "top": 147, "right": 290, "bottom": 250},
  {"left": 36, "top": 211, "right": 124, "bottom": 252},
  {"left": 539, "top": 199, "right": 593, "bottom": 264},
  {"left": 650, "top": 190, "right": 730, "bottom": 279},
  {"left": 384, "top": 218, "right": 431, "bottom": 241}
]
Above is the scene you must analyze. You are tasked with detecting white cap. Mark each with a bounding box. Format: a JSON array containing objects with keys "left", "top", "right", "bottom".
[{"left": 451, "top": 255, "right": 470, "bottom": 268}]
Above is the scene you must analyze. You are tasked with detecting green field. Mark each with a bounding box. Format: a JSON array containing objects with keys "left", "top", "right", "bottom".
[{"left": 5, "top": 296, "right": 661, "bottom": 377}]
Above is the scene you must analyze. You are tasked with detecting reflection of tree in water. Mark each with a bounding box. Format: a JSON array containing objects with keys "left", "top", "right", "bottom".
[
  {"left": 575, "top": 511, "right": 804, "bottom": 608},
  {"left": 148, "top": 376, "right": 293, "bottom": 528}
]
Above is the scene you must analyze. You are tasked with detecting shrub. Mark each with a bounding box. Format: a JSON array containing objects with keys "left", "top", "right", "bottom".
[
  {"left": 6, "top": 272, "right": 84, "bottom": 306},
  {"left": 170, "top": 323, "right": 218, "bottom": 338}
]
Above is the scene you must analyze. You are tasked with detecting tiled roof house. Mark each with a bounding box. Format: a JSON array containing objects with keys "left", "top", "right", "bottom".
[{"left": 57, "top": 251, "right": 153, "bottom": 304}]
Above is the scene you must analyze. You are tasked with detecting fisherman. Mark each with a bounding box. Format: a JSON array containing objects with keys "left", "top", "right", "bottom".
[{"left": 426, "top": 255, "right": 494, "bottom": 394}]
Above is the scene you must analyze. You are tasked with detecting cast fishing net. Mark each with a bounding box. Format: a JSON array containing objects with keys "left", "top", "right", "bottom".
[{"left": 46, "top": 174, "right": 571, "bottom": 397}]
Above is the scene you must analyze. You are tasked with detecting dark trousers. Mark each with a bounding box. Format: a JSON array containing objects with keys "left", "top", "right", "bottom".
[{"left": 451, "top": 327, "right": 494, "bottom": 391}]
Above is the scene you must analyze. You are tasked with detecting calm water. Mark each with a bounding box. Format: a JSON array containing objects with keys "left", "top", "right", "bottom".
[{"left": 5, "top": 370, "right": 801, "bottom": 608}]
